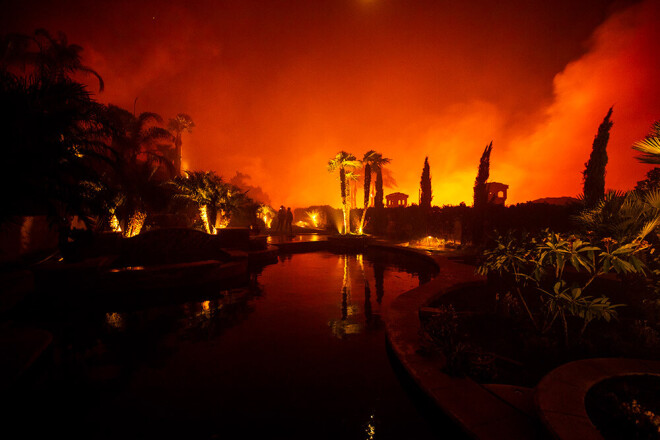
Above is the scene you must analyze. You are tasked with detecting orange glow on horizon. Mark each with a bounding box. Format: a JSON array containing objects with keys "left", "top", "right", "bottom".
[{"left": 6, "top": 0, "right": 658, "bottom": 209}]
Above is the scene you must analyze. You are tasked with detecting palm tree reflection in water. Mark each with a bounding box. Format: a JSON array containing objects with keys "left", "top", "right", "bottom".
[{"left": 329, "top": 254, "right": 387, "bottom": 338}]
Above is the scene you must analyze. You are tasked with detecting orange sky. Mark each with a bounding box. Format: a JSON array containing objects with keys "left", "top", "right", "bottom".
[{"left": 3, "top": 0, "right": 659, "bottom": 208}]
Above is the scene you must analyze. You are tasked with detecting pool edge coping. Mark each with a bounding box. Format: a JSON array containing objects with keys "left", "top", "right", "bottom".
[{"left": 381, "top": 249, "right": 546, "bottom": 439}]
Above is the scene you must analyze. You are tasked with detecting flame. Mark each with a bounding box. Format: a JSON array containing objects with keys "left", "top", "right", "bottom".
[
  {"left": 307, "top": 210, "right": 320, "bottom": 228},
  {"left": 408, "top": 235, "right": 446, "bottom": 249},
  {"left": 262, "top": 214, "right": 272, "bottom": 228}
]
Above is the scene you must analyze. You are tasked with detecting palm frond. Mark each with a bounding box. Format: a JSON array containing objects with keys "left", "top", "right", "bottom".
[
  {"left": 632, "top": 137, "right": 660, "bottom": 164},
  {"left": 644, "top": 188, "right": 660, "bottom": 210},
  {"left": 638, "top": 216, "right": 660, "bottom": 241}
]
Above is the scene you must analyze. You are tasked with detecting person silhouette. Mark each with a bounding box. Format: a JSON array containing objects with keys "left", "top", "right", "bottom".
[
  {"left": 277, "top": 205, "right": 286, "bottom": 233},
  {"left": 285, "top": 207, "right": 293, "bottom": 235}
]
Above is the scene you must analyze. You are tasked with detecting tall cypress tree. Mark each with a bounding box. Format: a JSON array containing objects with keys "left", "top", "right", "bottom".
[
  {"left": 420, "top": 156, "right": 432, "bottom": 209},
  {"left": 472, "top": 142, "right": 493, "bottom": 246},
  {"left": 473, "top": 142, "right": 493, "bottom": 210},
  {"left": 583, "top": 107, "right": 613, "bottom": 207}
]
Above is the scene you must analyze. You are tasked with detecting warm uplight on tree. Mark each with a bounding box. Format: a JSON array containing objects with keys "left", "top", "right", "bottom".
[
  {"left": 125, "top": 211, "right": 146, "bottom": 237},
  {"left": 199, "top": 205, "right": 213, "bottom": 234},
  {"left": 110, "top": 215, "right": 122, "bottom": 233}
]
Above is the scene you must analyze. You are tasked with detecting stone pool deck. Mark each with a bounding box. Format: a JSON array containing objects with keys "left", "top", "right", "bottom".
[{"left": 382, "top": 251, "right": 548, "bottom": 439}]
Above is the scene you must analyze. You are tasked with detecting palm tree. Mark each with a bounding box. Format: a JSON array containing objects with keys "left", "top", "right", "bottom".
[
  {"left": 1, "top": 29, "right": 104, "bottom": 92},
  {"left": 632, "top": 121, "right": 660, "bottom": 164},
  {"left": 574, "top": 190, "right": 660, "bottom": 244},
  {"left": 172, "top": 171, "right": 244, "bottom": 234},
  {"left": 370, "top": 153, "right": 391, "bottom": 209},
  {"left": 0, "top": 59, "right": 109, "bottom": 231},
  {"left": 362, "top": 150, "right": 377, "bottom": 209},
  {"left": 328, "top": 151, "right": 361, "bottom": 234},
  {"left": 100, "top": 105, "right": 175, "bottom": 235},
  {"left": 167, "top": 113, "right": 195, "bottom": 176},
  {"left": 345, "top": 169, "right": 360, "bottom": 232}
]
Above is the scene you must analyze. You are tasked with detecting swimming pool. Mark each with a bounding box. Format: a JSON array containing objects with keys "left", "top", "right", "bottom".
[{"left": 10, "top": 249, "right": 464, "bottom": 439}]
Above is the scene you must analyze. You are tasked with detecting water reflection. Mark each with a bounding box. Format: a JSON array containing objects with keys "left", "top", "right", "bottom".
[
  {"left": 13, "top": 250, "right": 441, "bottom": 439},
  {"left": 365, "top": 413, "right": 376, "bottom": 440},
  {"left": 105, "top": 312, "right": 124, "bottom": 330},
  {"left": 329, "top": 255, "right": 363, "bottom": 338},
  {"left": 374, "top": 261, "right": 385, "bottom": 305},
  {"left": 326, "top": 251, "right": 431, "bottom": 338}
]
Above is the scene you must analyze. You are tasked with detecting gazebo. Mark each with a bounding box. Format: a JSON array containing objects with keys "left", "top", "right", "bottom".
[{"left": 386, "top": 192, "right": 409, "bottom": 207}]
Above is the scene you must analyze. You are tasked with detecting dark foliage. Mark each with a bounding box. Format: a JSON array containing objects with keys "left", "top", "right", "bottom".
[
  {"left": 583, "top": 107, "right": 613, "bottom": 207},
  {"left": 363, "top": 162, "right": 371, "bottom": 208},
  {"left": 635, "top": 167, "right": 660, "bottom": 193},
  {"left": 420, "top": 156, "right": 432, "bottom": 210},
  {"left": 473, "top": 142, "right": 492, "bottom": 209},
  {"left": 472, "top": 142, "right": 493, "bottom": 245},
  {"left": 0, "top": 67, "right": 108, "bottom": 227}
]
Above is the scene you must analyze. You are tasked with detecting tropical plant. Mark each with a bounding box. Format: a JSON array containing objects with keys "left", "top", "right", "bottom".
[
  {"left": 99, "top": 104, "right": 175, "bottom": 235},
  {"left": 478, "top": 229, "right": 650, "bottom": 344},
  {"left": 0, "top": 39, "right": 110, "bottom": 234},
  {"left": 1, "top": 29, "right": 104, "bottom": 92},
  {"left": 583, "top": 107, "right": 613, "bottom": 207},
  {"left": 171, "top": 171, "right": 245, "bottom": 234},
  {"left": 574, "top": 190, "right": 660, "bottom": 244},
  {"left": 635, "top": 167, "right": 660, "bottom": 193},
  {"left": 362, "top": 150, "right": 377, "bottom": 209},
  {"left": 327, "top": 151, "right": 361, "bottom": 234},
  {"left": 632, "top": 121, "right": 660, "bottom": 164},
  {"left": 167, "top": 113, "right": 194, "bottom": 176}
]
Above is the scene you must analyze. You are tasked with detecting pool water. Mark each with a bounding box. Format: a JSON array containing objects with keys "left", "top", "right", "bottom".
[{"left": 10, "top": 250, "right": 463, "bottom": 439}]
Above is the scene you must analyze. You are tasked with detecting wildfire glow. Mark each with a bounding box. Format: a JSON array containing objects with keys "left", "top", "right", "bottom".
[
  {"left": 408, "top": 236, "right": 447, "bottom": 250},
  {"left": 307, "top": 210, "right": 319, "bottom": 228},
  {"left": 216, "top": 211, "right": 230, "bottom": 230},
  {"left": 257, "top": 204, "right": 274, "bottom": 229},
  {"left": 7, "top": 0, "right": 658, "bottom": 209}
]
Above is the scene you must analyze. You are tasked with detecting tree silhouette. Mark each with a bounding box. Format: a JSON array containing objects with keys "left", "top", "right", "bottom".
[
  {"left": 328, "top": 151, "right": 361, "bottom": 234},
  {"left": 1, "top": 29, "right": 104, "bottom": 92},
  {"left": 420, "top": 156, "right": 432, "bottom": 210},
  {"left": 472, "top": 142, "right": 493, "bottom": 245},
  {"left": 473, "top": 142, "right": 492, "bottom": 209},
  {"left": 583, "top": 107, "right": 613, "bottom": 207},
  {"left": 371, "top": 153, "right": 391, "bottom": 209},
  {"left": 168, "top": 113, "right": 195, "bottom": 176},
  {"left": 362, "top": 150, "right": 377, "bottom": 209},
  {"left": 0, "top": 34, "right": 108, "bottom": 231},
  {"left": 635, "top": 167, "right": 660, "bottom": 193},
  {"left": 100, "top": 104, "right": 175, "bottom": 234}
]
